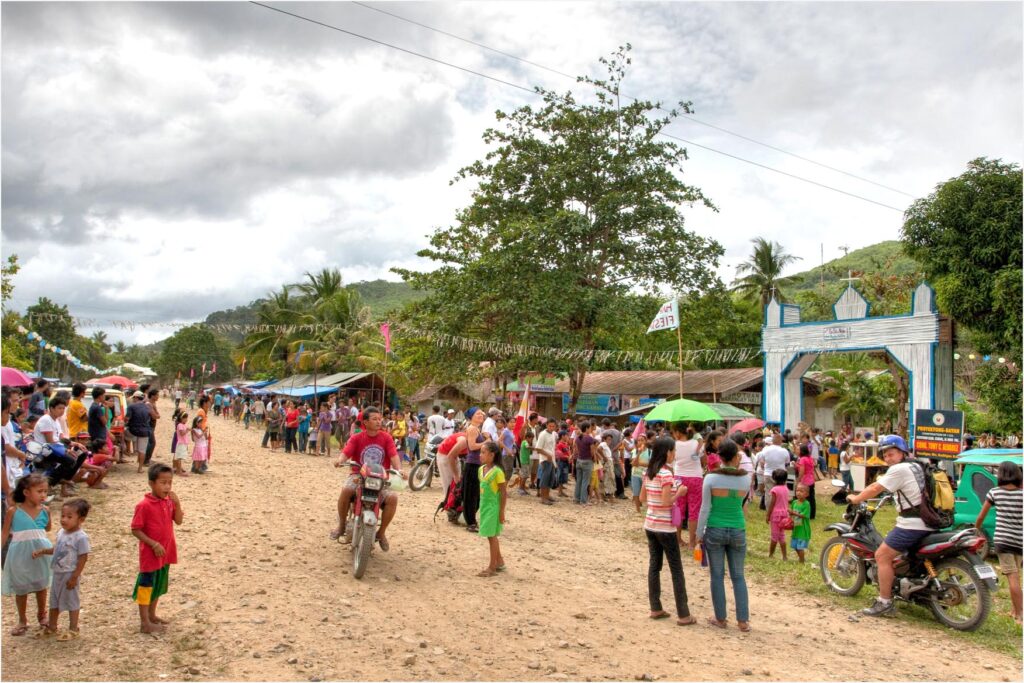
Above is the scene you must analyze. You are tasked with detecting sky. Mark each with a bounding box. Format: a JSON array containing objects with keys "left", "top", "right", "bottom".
[{"left": 2, "top": 1, "right": 1021, "bottom": 345}]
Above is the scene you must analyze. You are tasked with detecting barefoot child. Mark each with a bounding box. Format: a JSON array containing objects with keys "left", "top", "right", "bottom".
[
  {"left": 190, "top": 416, "right": 208, "bottom": 474},
  {"left": 790, "top": 484, "right": 812, "bottom": 563},
  {"left": 765, "top": 468, "right": 790, "bottom": 560},
  {"left": 975, "top": 461, "right": 1022, "bottom": 624},
  {"left": 477, "top": 442, "right": 506, "bottom": 576},
  {"left": 1, "top": 474, "right": 53, "bottom": 635},
  {"left": 173, "top": 412, "right": 190, "bottom": 476},
  {"left": 130, "top": 464, "right": 184, "bottom": 633},
  {"left": 33, "top": 498, "right": 90, "bottom": 640}
]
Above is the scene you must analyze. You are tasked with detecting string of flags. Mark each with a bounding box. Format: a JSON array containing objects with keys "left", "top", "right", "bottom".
[{"left": 13, "top": 324, "right": 115, "bottom": 375}]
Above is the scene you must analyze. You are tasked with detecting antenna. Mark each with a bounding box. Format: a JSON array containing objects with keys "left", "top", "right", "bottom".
[{"left": 839, "top": 245, "right": 850, "bottom": 257}]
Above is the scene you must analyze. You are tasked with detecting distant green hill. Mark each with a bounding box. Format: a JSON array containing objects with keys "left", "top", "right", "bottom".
[
  {"left": 789, "top": 241, "right": 922, "bottom": 291},
  {"left": 201, "top": 280, "right": 426, "bottom": 342}
]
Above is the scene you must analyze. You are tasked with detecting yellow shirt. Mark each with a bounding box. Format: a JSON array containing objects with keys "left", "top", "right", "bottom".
[{"left": 67, "top": 398, "right": 88, "bottom": 436}]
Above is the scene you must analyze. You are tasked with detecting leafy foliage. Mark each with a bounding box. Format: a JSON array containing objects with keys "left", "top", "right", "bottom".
[
  {"left": 730, "top": 237, "right": 803, "bottom": 306},
  {"left": 156, "top": 325, "right": 235, "bottom": 383}
]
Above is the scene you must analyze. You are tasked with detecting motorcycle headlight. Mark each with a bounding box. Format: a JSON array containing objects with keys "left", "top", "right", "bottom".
[{"left": 364, "top": 478, "right": 383, "bottom": 491}]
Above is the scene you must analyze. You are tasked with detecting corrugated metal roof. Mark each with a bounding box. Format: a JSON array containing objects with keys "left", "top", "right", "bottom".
[{"left": 551, "top": 368, "right": 763, "bottom": 397}]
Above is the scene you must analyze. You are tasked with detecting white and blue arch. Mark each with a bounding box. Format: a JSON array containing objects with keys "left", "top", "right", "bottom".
[{"left": 761, "top": 282, "right": 953, "bottom": 436}]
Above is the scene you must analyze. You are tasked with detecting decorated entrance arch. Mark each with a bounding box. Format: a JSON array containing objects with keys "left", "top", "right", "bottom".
[{"left": 761, "top": 281, "right": 953, "bottom": 436}]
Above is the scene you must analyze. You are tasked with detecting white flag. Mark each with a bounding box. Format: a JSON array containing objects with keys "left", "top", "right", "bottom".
[{"left": 646, "top": 300, "right": 679, "bottom": 333}]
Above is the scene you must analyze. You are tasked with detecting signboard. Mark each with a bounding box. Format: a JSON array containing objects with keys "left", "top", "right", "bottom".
[
  {"left": 823, "top": 326, "right": 852, "bottom": 341},
  {"left": 723, "top": 391, "right": 762, "bottom": 406},
  {"left": 521, "top": 374, "right": 558, "bottom": 393},
  {"left": 913, "top": 409, "right": 964, "bottom": 460},
  {"left": 563, "top": 393, "right": 622, "bottom": 416}
]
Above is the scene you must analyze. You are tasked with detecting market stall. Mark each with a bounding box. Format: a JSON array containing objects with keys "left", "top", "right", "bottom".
[{"left": 848, "top": 440, "right": 887, "bottom": 491}]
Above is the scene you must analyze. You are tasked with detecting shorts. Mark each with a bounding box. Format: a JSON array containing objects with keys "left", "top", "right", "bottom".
[
  {"left": 997, "top": 551, "right": 1022, "bottom": 576},
  {"left": 883, "top": 527, "right": 932, "bottom": 553},
  {"left": 630, "top": 475, "right": 643, "bottom": 498},
  {"left": 770, "top": 517, "right": 788, "bottom": 543},
  {"left": 538, "top": 460, "right": 556, "bottom": 489},
  {"left": 174, "top": 444, "right": 189, "bottom": 461},
  {"left": 519, "top": 460, "right": 532, "bottom": 480},
  {"left": 133, "top": 565, "right": 169, "bottom": 606},
  {"left": 129, "top": 434, "right": 149, "bottom": 454},
  {"left": 675, "top": 476, "right": 703, "bottom": 526},
  {"left": 790, "top": 537, "right": 809, "bottom": 551},
  {"left": 50, "top": 571, "right": 81, "bottom": 611}
]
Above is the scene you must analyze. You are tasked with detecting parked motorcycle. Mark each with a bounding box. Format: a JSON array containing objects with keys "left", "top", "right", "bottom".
[
  {"left": 343, "top": 462, "right": 397, "bottom": 579},
  {"left": 820, "top": 480, "right": 995, "bottom": 631},
  {"left": 409, "top": 435, "right": 444, "bottom": 491}
]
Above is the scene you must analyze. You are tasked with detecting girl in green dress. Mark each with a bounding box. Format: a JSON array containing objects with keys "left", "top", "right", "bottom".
[{"left": 477, "top": 442, "right": 507, "bottom": 577}]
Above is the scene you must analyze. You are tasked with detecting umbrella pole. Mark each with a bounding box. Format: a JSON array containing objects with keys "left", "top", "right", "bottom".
[{"left": 676, "top": 324, "right": 684, "bottom": 399}]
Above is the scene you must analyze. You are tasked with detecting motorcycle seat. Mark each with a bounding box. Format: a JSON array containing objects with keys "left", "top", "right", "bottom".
[{"left": 917, "top": 531, "right": 957, "bottom": 547}]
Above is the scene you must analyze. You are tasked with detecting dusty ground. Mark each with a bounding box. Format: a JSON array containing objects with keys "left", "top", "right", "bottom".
[{"left": 2, "top": 398, "right": 1020, "bottom": 682}]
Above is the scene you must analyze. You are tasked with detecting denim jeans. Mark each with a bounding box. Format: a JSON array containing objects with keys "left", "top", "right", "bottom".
[
  {"left": 556, "top": 459, "right": 570, "bottom": 487},
  {"left": 646, "top": 530, "right": 690, "bottom": 617},
  {"left": 704, "top": 526, "right": 749, "bottom": 622},
  {"left": 574, "top": 459, "right": 594, "bottom": 503},
  {"left": 406, "top": 436, "right": 420, "bottom": 459},
  {"left": 298, "top": 430, "right": 309, "bottom": 453}
]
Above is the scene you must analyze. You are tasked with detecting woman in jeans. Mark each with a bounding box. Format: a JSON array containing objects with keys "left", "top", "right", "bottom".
[
  {"left": 696, "top": 438, "right": 752, "bottom": 631},
  {"left": 639, "top": 436, "right": 695, "bottom": 625}
]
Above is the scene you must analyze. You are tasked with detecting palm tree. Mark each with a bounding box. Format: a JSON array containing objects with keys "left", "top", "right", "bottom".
[
  {"left": 297, "top": 268, "right": 345, "bottom": 308},
  {"left": 241, "top": 286, "right": 304, "bottom": 369},
  {"left": 113, "top": 341, "right": 127, "bottom": 354},
  {"left": 90, "top": 331, "right": 110, "bottom": 353},
  {"left": 730, "top": 237, "right": 803, "bottom": 307}
]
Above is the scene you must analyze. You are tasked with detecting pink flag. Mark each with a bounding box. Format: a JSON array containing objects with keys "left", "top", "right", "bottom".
[
  {"left": 380, "top": 323, "right": 391, "bottom": 353},
  {"left": 211, "top": 362, "right": 217, "bottom": 374},
  {"left": 190, "top": 367, "right": 195, "bottom": 379},
  {"left": 631, "top": 418, "right": 646, "bottom": 441}
]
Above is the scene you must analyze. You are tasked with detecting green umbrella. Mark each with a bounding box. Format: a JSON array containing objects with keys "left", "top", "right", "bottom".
[{"left": 643, "top": 398, "right": 720, "bottom": 423}]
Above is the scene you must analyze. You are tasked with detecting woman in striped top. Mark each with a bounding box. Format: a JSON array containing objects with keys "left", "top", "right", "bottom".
[
  {"left": 639, "top": 436, "right": 694, "bottom": 625},
  {"left": 975, "top": 461, "right": 1022, "bottom": 625},
  {"left": 697, "top": 439, "right": 753, "bottom": 631}
]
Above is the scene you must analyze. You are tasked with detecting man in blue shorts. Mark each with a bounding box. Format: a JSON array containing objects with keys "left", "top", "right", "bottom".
[{"left": 846, "top": 435, "right": 930, "bottom": 617}]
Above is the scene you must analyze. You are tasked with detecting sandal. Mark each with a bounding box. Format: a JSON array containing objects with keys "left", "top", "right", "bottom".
[
  {"left": 376, "top": 535, "right": 390, "bottom": 552},
  {"left": 329, "top": 528, "right": 344, "bottom": 541},
  {"left": 706, "top": 618, "right": 728, "bottom": 629},
  {"left": 56, "top": 630, "right": 80, "bottom": 641},
  {"left": 496, "top": 564, "right": 507, "bottom": 572},
  {"left": 737, "top": 621, "right": 751, "bottom": 632},
  {"left": 676, "top": 616, "right": 697, "bottom": 626},
  {"left": 35, "top": 629, "right": 57, "bottom": 639},
  {"left": 649, "top": 611, "right": 671, "bottom": 620},
  {"left": 10, "top": 624, "right": 28, "bottom": 636}
]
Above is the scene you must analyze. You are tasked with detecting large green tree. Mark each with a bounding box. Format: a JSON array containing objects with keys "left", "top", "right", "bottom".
[
  {"left": 156, "top": 325, "right": 235, "bottom": 384},
  {"left": 901, "top": 157, "right": 1022, "bottom": 359},
  {"left": 395, "top": 47, "right": 722, "bottom": 413}
]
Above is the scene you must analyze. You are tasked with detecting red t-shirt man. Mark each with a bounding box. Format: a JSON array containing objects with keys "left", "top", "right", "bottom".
[{"left": 342, "top": 430, "right": 398, "bottom": 473}]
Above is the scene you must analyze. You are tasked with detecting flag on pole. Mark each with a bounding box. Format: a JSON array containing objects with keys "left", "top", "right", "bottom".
[
  {"left": 190, "top": 367, "right": 194, "bottom": 379},
  {"left": 513, "top": 383, "right": 532, "bottom": 446},
  {"left": 294, "top": 343, "right": 304, "bottom": 366},
  {"left": 380, "top": 323, "right": 391, "bottom": 353},
  {"left": 631, "top": 418, "right": 646, "bottom": 441},
  {"left": 211, "top": 362, "right": 217, "bottom": 374},
  {"left": 201, "top": 362, "right": 206, "bottom": 375},
  {"left": 646, "top": 300, "right": 679, "bottom": 333}
]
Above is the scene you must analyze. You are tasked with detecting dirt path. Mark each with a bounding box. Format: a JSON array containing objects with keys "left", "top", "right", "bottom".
[{"left": 3, "top": 399, "right": 1018, "bottom": 681}]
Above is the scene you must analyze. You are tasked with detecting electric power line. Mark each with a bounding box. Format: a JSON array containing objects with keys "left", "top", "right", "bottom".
[
  {"left": 249, "top": 1, "right": 905, "bottom": 212},
  {"left": 350, "top": 0, "right": 916, "bottom": 198}
]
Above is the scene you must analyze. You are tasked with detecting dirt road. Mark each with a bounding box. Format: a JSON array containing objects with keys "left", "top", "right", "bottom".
[{"left": 2, "top": 399, "right": 1018, "bottom": 681}]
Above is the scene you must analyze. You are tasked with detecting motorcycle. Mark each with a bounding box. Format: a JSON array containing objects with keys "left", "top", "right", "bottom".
[
  {"left": 343, "top": 462, "right": 398, "bottom": 579},
  {"left": 820, "top": 480, "right": 996, "bottom": 631},
  {"left": 409, "top": 435, "right": 444, "bottom": 491},
  {"left": 24, "top": 439, "right": 88, "bottom": 489}
]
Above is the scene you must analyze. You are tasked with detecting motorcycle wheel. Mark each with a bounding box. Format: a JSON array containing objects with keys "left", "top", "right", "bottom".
[
  {"left": 926, "top": 556, "right": 991, "bottom": 631},
  {"left": 409, "top": 460, "right": 434, "bottom": 491},
  {"left": 819, "top": 537, "right": 866, "bottom": 596},
  {"left": 353, "top": 522, "right": 374, "bottom": 579}
]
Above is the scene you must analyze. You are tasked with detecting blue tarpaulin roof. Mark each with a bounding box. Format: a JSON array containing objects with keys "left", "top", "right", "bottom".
[
  {"left": 243, "top": 379, "right": 277, "bottom": 389},
  {"left": 270, "top": 385, "right": 341, "bottom": 399}
]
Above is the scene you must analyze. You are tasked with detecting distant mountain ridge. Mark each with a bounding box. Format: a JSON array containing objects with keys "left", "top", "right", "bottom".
[{"left": 787, "top": 240, "right": 922, "bottom": 292}]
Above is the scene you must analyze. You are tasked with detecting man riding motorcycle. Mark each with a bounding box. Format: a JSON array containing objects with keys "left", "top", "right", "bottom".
[
  {"left": 845, "top": 434, "right": 932, "bottom": 617},
  {"left": 330, "top": 407, "right": 406, "bottom": 551}
]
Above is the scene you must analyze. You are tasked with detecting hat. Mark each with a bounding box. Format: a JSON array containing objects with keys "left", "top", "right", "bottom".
[
  {"left": 446, "top": 408, "right": 455, "bottom": 414},
  {"left": 487, "top": 407, "right": 501, "bottom": 416},
  {"left": 132, "top": 391, "right": 145, "bottom": 399}
]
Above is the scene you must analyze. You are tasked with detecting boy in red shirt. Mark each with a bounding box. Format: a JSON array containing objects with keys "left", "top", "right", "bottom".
[{"left": 130, "top": 464, "right": 184, "bottom": 633}]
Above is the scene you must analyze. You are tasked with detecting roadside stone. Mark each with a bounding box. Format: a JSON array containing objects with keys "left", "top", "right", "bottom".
[
  {"left": 558, "top": 641, "right": 570, "bottom": 649},
  {"left": 253, "top": 653, "right": 261, "bottom": 659},
  {"left": 403, "top": 655, "right": 416, "bottom": 666},
  {"left": 287, "top": 658, "right": 299, "bottom": 665},
  {"left": 187, "top": 668, "right": 201, "bottom": 675},
  {"left": 741, "top": 669, "right": 753, "bottom": 676},
  {"left": 528, "top": 662, "right": 541, "bottom": 670}
]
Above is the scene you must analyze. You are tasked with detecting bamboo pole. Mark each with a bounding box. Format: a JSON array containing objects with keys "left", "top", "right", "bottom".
[{"left": 676, "top": 323, "right": 684, "bottom": 399}]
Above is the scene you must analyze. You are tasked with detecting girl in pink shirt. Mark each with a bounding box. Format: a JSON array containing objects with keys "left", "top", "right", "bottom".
[{"left": 765, "top": 468, "right": 791, "bottom": 560}]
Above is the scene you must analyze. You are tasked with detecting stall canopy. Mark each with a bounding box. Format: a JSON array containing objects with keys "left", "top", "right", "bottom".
[
  {"left": 242, "top": 379, "right": 277, "bottom": 389},
  {"left": 271, "top": 385, "right": 343, "bottom": 399}
]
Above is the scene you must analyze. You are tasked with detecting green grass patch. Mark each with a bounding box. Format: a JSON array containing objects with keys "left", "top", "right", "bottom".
[{"left": 740, "top": 496, "right": 1022, "bottom": 656}]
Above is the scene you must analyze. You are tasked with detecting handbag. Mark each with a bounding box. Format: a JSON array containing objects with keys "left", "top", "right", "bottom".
[{"left": 779, "top": 516, "right": 795, "bottom": 531}]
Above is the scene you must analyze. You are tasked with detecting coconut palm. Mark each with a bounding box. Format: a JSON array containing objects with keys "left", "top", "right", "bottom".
[
  {"left": 730, "top": 237, "right": 803, "bottom": 307},
  {"left": 297, "top": 268, "right": 345, "bottom": 308},
  {"left": 241, "top": 286, "right": 304, "bottom": 369}
]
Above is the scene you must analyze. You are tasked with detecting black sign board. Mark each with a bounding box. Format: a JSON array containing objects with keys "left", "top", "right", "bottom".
[{"left": 913, "top": 409, "right": 964, "bottom": 460}]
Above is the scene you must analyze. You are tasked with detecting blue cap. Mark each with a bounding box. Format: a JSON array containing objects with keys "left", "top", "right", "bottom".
[{"left": 879, "top": 434, "right": 909, "bottom": 454}]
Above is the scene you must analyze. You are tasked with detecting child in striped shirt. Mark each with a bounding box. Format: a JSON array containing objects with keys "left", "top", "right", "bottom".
[{"left": 976, "top": 461, "right": 1022, "bottom": 625}]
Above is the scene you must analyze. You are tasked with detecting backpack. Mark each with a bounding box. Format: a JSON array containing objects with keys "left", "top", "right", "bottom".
[
  {"left": 434, "top": 479, "right": 463, "bottom": 523},
  {"left": 899, "top": 459, "right": 954, "bottom": 529}
]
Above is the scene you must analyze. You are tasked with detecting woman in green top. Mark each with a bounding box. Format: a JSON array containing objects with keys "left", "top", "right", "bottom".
[
  {"left": 696, "top": 439, "right": 752, "bottom": 631},
  {"left": 630, "top": 434, "right": 650, "bottom": 513}
]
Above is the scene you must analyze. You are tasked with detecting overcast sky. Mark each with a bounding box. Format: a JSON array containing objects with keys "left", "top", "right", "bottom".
[{"left": 2, "top": 1, "right": 1021, "bottom": 345}]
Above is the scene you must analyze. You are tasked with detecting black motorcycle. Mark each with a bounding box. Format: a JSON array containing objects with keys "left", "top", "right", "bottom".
[
  {"left": 409, "top": 435, "right": 444, "bottom": 491},
  {"left": 820, "top": 480, "right": 996, "bottom": 631}
]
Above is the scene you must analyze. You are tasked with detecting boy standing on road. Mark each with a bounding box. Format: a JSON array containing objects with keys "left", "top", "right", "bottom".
[{"left": 130, "top": 464, "right": 184, "bottom": 633}]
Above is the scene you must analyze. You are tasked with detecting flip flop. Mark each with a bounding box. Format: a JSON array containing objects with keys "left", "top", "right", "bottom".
[
  {"left": 649, "top": 611, "right": 671, "bottom": 620},
  {"left": 34, "top": 628, "right": 56, "bottom": 639},
  {"left": 56, "top": 630, "right": 80, "bottom": 641},
  {"left": 706, "top": 618, "right": 728, "bottom": 629},
  {"left": 496, "top": 564, "right": 507, "bottom": 572},
  {"left": 10, "top": 624, "right": 28, "bottom": 636},
  {"left": 676, "top": 616, "right": 697, "bottom": 626},
  {"left": 476, "top": 569, "right": 497, "bottom": 577},
  {"left": 376, "top": 535, "right": 390, "bottom": 552},
  {"left": 329, "top": 528, "right": 343, "bottom": 541},
  {"left": 737, "top": 622, "right": 751, "bottom": 632}
]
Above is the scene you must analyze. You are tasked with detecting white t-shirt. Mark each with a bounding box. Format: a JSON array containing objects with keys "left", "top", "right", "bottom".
[
  {"left": 174, "top": 390, "right": 182, "bottom": 400},
  {"left": 673, "top": 440, "right": 702, "bottom": 477},
  {"left": 426, "top": 414, "right": 446, "bottom": 437},
  {"left": 876, "top": 461, "right": 929, "bottom": 531},
  {"left": 33, "top": 414, "right": 62, "bottom": 444},
  {"left": 482, "top": 417, "right": 499, "bottom": 442},
  {"left": 839, "top": 450, "right": 851, "bottom": 472},
  {"left": 534, "top": 429, "right": 557, "bottom": 463},
  {"left": 739, "top": 451, "right": 754, "bottom": 474},
  {"left": 2, "top": 420, "right": 24, "bottom": 486},
  {"left": 441, "top": 418, "right": 455, "bottom": 437},
  {"left": 761, "top": 445, "right": 791, "bottom": 479}
]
